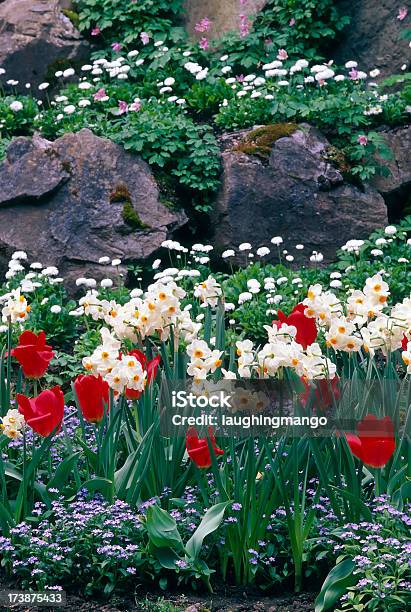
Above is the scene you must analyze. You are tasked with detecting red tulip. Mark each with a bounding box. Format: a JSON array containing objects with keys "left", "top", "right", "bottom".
[
  {"left": 124, "top": 351, "right": 161, "bottom": 400},
  {"left": 17, "top": 386, "right": 64, "bottom": 437},
  {"left": 74, "top": 374, "right": 109, "bottom": 423},
  {"left": 186, "top": 427, "right": 224, "bottom": 468},
  {"left": 401, "top": 334, "right": 409, "bottom": 351},
  {"left": 344, "top": 414, "right": 395, "bottom": 468},
  {"left": 274, "top": 303, "right": 317, "bottom": 349},
  {"left": 300, "top": 377, "right": 340, "bottom": 412},
  {"left": 11, "top": 331, "right": 54, "bottom": 379}
]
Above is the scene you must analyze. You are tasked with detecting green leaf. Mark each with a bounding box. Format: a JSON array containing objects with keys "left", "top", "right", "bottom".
[
  {"left": 185, "top": 501, "right": 230, "bottom": 560},
  {"left": 47, "top": 452, "right": 81, "bottom": 492},
  {"left": 146, "top": 505, "right": 184, "bottom": 552},
  {"left": 153, "top": 546, "right": 181, "bottom": 569},
  {"left": 81, "top": 478, "right": 113, "bottom": 498},
  {"left": 315, "top": 557, "right": 356, "bottom": 612},
  {"left": 0, "top": 501, "right": 14, "bottom": 534}
]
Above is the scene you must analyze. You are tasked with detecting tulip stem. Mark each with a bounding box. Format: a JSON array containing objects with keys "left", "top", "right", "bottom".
[
  {"left": 5, "top": 320, "right": 12, "bottom": 412},
  {"left": 22, "top": 429, "right": 27, "bottom": 520},
  {"left": 375, "top": 468, "right": 382, "bottom": 497}
]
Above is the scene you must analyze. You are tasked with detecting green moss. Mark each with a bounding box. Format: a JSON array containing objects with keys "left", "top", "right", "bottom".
[
  {"left": 323, "top": 146, "right": 363, "bottom": 188},
  {"left": 233, "top": 123, "right": 299, "bottom": 158},
  {"left": 62, "top": 9, "right": 80, "bottom": 29},
  {"left": 110, "top": 183, "right": 148, "bottom": 230},
  {"left": 323, "top": 145, "right": 351, "bottom": 175},
  {"left": 122, "top": 201, "right": 148, "bottom": 230}
]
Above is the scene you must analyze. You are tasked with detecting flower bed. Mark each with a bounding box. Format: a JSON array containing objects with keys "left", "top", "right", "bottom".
[
  {"left": 1, "top": 1, "right": 411, "bottom": 609},
  {"left": 0, "top": 220, "right": 410, "bottom": 610}
]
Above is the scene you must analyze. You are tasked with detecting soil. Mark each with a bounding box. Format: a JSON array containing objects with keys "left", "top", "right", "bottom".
[{"left": 0, "top": 573, "right": 316, "bottom": 611}]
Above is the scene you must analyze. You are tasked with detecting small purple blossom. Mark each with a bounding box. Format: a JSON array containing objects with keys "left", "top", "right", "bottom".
[{"left": 195, "top": 17, "right": 211, "bottom": 33}]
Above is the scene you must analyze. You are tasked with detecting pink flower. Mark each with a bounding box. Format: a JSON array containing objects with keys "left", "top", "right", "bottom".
[
  {"left": 357, "top": 134, "right": 368, "bottom": 146},
  {"left": 349, "top": 68, "right": 359, "bottom": 80},
  {"left": 140, "top": 31, "right": 149, "bottom": 45},
  {"left": 398, "top": 7, "right": 408, "bottom": 20},
  {"left": 117, "top": 100, "right": 128, "bottom": 114},
  {"left": 195, "top": 17, "right": 211, "bottom": 33},
  {"left": 91, "top": 26, "right": 101, "bottom": 36},
  {"left": 239, "top": 14, "right": 250, "bottom": 38},
  {"left": 236, "top": 74, "right": 245, "bottom": 83},
  {"left": 277, "top": 49, "right": 288, "bottom": 60},
  {"left": 199, "top": 37, "right": 209, "bottom": 51},
  {"left": 289, "top": 18, "right": 296, "bottom": 26},
  {"left": 130, "top": 99, "right": 141, "bottom": 112},
  {"left": 111, "top": 42, "right": 122, "bottom": 52},
  {"left": 93, "top": 88, "right": 108, "bottom": 101}
]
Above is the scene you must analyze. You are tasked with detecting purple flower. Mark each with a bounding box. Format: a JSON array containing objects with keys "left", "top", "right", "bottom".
[
  {"left": 239, "top": 14, "right": 250, "bottom": 38},
  {"left": 398, "top": 7, "right": 408, "bottom": 21},
  {"left": 199, "top": 37, "right": 209, "bottom": 51},
  {"left": 117, "top": 100, "right": 129, "bottom": 115},
  {"left": 111, "top": 42, "right": 122, "bottom": 52},
  {"left": 195, "top": 18, "right": 211, "bottom": 33},
  {"left": 140, "top": 32, "right": 150, "bottom": 45},
  {"left": 93, "top": 88, "right": 108, "bottom": 102},
  {"left": 175, "top": 559, "right": 188, "bottom": 569},
  {"left": 129, "top": 99, "right": 141, "bottom": 112}
]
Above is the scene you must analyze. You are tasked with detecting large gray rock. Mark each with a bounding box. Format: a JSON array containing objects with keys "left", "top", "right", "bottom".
[
  {"left": 334, "top": 1, "right": 410, "bottom": 76},
  {"left": 371, "top": 125, "right": 411, "bottom": 217},
  {"left": 183, "top": 0, "right": 267, "bottom": 40},
  {"left": 0, "top": 0, "right": 89, "bottom": 92},
  {"left": 0, "top": 129, "right": 187, "bottom": 290},
  {"left": 211, "top": 125, "right": 388, "bottom": 264}
]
